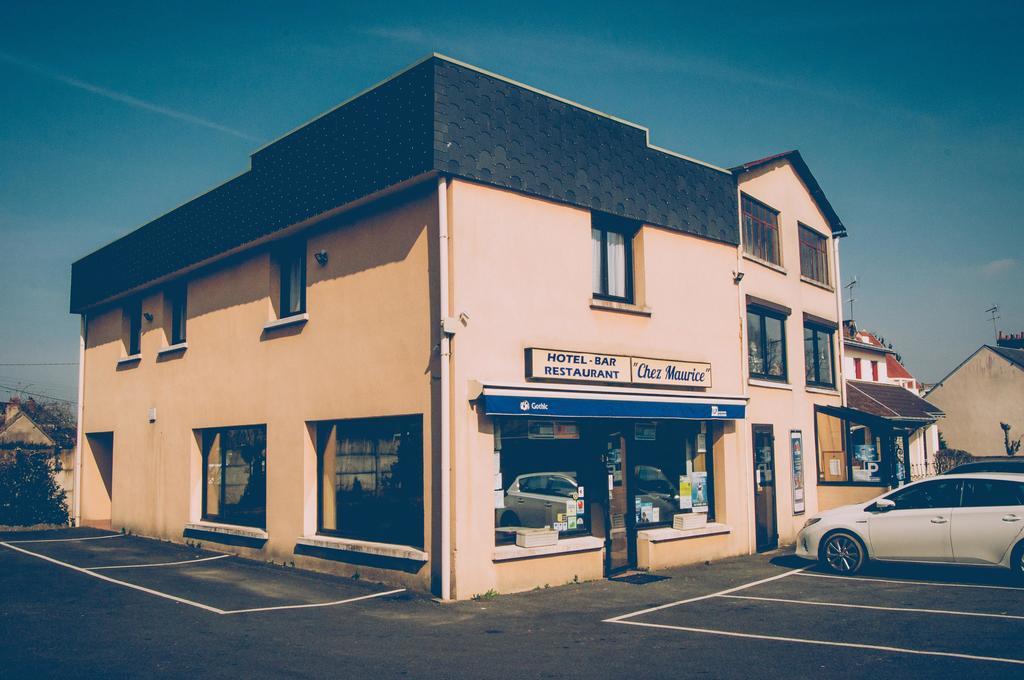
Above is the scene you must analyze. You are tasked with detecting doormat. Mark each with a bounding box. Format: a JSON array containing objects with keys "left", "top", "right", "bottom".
[{"left": 609, "top": 572, "right": 670, "bottom": 585}]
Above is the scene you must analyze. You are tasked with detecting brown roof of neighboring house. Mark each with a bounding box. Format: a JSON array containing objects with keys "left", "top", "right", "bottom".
[
  {"left": 846, "top": 380, "right": 944, "bottom": 421},
  {"left": 885, "top": 354, "right": 915, "bottom": 380}
]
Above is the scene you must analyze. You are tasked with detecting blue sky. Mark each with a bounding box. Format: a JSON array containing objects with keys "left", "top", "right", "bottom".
[{"left": 1, "top": 1, "right": 1021, "bottom": 403}]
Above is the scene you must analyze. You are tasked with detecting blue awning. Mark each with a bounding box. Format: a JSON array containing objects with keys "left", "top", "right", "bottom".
[{"left": 480, "top": 386, "right": 745, "bottom": 420}]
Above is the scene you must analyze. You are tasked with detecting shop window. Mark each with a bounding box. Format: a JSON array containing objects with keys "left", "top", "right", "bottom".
[
  {"left": 201, "top": 425, "right": 267, "bottom": 528},
  {"left": 278, "top": 240, "right": 306, "bottom": 318},
  {"left": 803, "top": 324, "right": 835, "bottom": 388},
  {"left": 815, "top": 410, "right": 848, "bottom": 483},
  {"left": 494, "top": 418, "right": 592, "bottom": 545},
  {"left": 123, "top": 299, "right": 142, "bottom": 356},
  {"left": 167, "top": 284, "right": 187, "bottom": 345},
  {"left": 815, "top": 408, "right": 889, "bottom": 485},
  {"left": 748, "top": 306, "right": 787, "bottom": 381},
  {"left": 741, "top": 194, "right": 781, "bottom": 265},
  {"left": 316, "top": 415, "right": 423, "bottom": 548},
  {"left": 630, "top": 421, "right": 714, "bottom": 527},
  {"left": 798, "top": 224, "right": 829, "bottom": 285},
  {"left": 848, "top": 422, "right": 883, "bottom": 483},
  {"left": 591, "top": 213, "right": 636, "bottom": 302}
]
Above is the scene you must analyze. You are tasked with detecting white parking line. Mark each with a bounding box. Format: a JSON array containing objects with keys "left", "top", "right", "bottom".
[
  {"left": 612, "top": 619, "right": 1024, "bottom": 666},
  {"left": 603, "top": 567, "right": 806, "bottom": 623},
  {"left": 222, "top": 588, "right": 407, "bottom": 615},
  {"left": 721, "top": 594, "right": 1024, "bottom": 621},
  {"left": 1, "top": 540, "right": 226, "bottom": 614},
  {"left": 6, "top": 533, "right": 125, "bottom": 544},
  {"left": 798, "top": 572, "right": 1024, "bottom": 592},
  {"left": 2, "top": 541, "right": 404, "bottom": 616},
  {"left": 89, "top": 554, "right": 231, "bottom": 570}
]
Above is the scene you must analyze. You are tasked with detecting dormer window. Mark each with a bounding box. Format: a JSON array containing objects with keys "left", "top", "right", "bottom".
[{"left": 591, "top": 213, "right": 636, "bottom": 303}]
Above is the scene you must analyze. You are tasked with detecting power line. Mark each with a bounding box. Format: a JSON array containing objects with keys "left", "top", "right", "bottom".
[{"left": 0, "top": 383, "right": 77, "bottom": 405}]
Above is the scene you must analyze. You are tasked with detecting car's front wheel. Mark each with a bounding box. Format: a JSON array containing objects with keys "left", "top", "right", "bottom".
[
  {"left": 820, "top": 531, "right": 866, "bottom": 575},
  {"left": 1012, "top": 540, "right": 1024, "bottom": 581}
]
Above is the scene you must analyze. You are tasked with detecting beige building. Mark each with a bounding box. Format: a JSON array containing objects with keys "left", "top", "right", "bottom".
[
  {"left": 71, "top": 55, "right": 855, "bottom": 598},
  {"left": 926, "top": 344, "right": 1024, "bottom": 456}
]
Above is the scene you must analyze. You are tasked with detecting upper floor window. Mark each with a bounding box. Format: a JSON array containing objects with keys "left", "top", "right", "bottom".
[
  {"left": 798, "top": 225, "right": 830, "bottom": 285},
  {"left": 854, "top": 358, "right": 862, "bottom": 379},
  {"left": 804, "top": 324, "right": 835, "bottom": 388},
  {"left": 871, "top": 361, "right": 879, "bottom": 382},
  {"left": 591, "top": 213, "right": 636, "bottom": 302},
  {"left": 167, "top": 284, "right": 187, "bottom": 345},
  {"left": 124, "top": 299, "right": 142, "bottom": 356},
  {"left": 278, "top": 241, "right": 307, "bottom": 318},
  {"left": 741, "top": 194, "right": 781, "bottom": 265},
  {"left": 747, "top": 305, "right": 787, "bottom": 381}
]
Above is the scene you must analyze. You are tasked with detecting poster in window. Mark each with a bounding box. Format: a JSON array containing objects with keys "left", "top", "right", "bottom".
[
  {"left": 634, "top": 422, "right": 657, "bottom": 441},
  {"left": 678, "top": 476, "right": 693, "bottom": 510},
  {"left": 790, "top": 430, "right": 805, "bottom": 515},
  {"left": 691, "top": 471, "right": 709, "bottom": 513}
]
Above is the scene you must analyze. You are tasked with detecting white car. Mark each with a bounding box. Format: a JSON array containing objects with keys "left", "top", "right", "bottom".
[{"left": 797, "top": 473, "right": 1024, "bottom": 576}]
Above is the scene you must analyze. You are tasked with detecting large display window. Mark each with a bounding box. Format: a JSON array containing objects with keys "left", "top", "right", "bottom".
[
  {"left": 201, "top": 425, "right": 267, "bottom": 528},
  {"left": 815, "top": 408, "right": 903, "bottom": 486},
  {"left": 316, "top": 415, "right": 423, "bottom": 549},
  {"left": 492, "top": 418, "right": 715, "bottom": 546}
]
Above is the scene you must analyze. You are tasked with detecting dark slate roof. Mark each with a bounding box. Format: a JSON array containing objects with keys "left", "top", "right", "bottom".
[
  {"left": 70, "top": 54, "right": 739, "bottom": 312},
  {"left": 989, "top": 345, "right": 1024, "bottom": 371},
  {"left": 846, "top": 380, "right": 944, "bottom": 421},
  {"left": 732, "top": 150, "right": 847, "bottom": 238}
]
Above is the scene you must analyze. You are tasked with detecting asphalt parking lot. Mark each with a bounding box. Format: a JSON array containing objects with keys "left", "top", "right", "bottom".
[{"left": 2, "top": 528, "right": 1022, "bottom": 679}]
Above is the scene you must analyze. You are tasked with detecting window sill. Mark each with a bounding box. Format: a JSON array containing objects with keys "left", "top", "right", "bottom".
[
  {"left": 295, "top": 535, "right": 428, "bottom": 562},
  {"left": 263, "top": 313, "right": 309, "bottom": 332},
  {"left": 743, "top": 253, "right": 787, "bottom": 275},
  {"left": 806, "top": 385, "right": 840, "bottom": 396},
  {"left": 184, "top": 521, "right": 268, "bottom": 540},
  {"left": 748, "top": 378, "right": 792, "bottom": 391},
  {"left": 590, "top": 298, "right": 652, "bottom": 317},
  {"left": 637, "top": 523, "right": 731, "bottom": 543},
  {"left": 117, "top": 355, "right": 142, "bottom": 366},
  {"left": 493, "top": 535, "right": 604, "bottom": 562},
  {"left": 157, "top": 342, "right": 188, "bottom": 356},
  {"left": 800, "top": 275, "right": 834, "bottom": 292}
]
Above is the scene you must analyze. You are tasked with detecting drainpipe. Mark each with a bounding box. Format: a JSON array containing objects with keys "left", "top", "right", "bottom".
[
  {"left": 437, "top": 176, "right": 452, "bottom": 601},
  {"left": 73, "top": 315, "right": 86, "bottom": 526},
  {"left": 832, "top": 236, "right": 847, "bottom": 407}
]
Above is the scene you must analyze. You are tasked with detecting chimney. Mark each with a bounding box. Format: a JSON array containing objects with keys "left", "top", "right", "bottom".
[{"left": 997, "top": 332, "right": 1024, "bottom": 350}]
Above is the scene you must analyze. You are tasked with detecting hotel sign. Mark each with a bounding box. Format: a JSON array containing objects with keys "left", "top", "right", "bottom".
[{"left": 527, "top": 348, "right": 712, "bottom": 389}]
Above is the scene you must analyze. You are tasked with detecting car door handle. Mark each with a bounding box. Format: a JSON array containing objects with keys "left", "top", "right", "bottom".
[
  {"left": 1002, "top": 515, "right": 1022, "bottom": 522},
  {"left": 930, "top": 517, "right": 948, "bottom": 524}
]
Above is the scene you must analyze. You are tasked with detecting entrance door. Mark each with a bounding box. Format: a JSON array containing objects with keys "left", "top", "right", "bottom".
[
  {"left": 752, "top": 425, "right": 778, "bottom": 551},
  {"left": 603, "top": 430, "right": 631, "bottom": 573}
]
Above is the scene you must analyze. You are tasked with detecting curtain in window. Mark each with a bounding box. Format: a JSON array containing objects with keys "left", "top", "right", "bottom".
[
  {"left": 287, "top": 252, "right": 304, "bottom": 313},
  {"left": 747, "top": 311, "right": 764, "bottom": 375},
  {"left": 591, "top": 228, "right": 603, "bottom": 295},
  {"left": 205, "top": 432, "right": 221, "bottom": 516},
  {"left": 764, "top": 316, "right": 785, "bottom": 376},
  {"left": 606, "top": 231, "right": 626, "bottom": 298}
]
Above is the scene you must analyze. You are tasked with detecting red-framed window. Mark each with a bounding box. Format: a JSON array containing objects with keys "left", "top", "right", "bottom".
[
  {"left": 741, "top": 194, "right": 781, "bottom": 265},
  {"left": 854, "top": 358, "right": 862, "bottom": 379}
]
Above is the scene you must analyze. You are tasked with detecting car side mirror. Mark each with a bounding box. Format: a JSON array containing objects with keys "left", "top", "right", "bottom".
[{"left": 875, "top": 498, "right": 896, "bottom": 512}]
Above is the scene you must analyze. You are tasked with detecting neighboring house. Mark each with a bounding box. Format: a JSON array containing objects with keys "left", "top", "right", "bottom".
[
  {"left": 925, "top": 340, "right": 1024, "bottom": 456},
  {"left": 70, "top": 54, "right": 853, "bottom": 598},
  {"left": 812, "top": 323, "right": 942, "bottom": 508},
  {"left": 0, "top": 398, "right": 76, "bottom": 513}
]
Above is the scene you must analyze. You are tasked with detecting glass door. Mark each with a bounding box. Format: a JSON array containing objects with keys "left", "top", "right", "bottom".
[
  {"left": 603, "top": 429, "right": 631, "bottom": 573},
  {"left": 752, "top": 425, "right": 778, "bottom": 551}
]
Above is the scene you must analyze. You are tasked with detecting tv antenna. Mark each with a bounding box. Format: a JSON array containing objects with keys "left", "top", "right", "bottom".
[
  {"left": 986, "top": 305, "right": 1000, "bottom": 341},
  {"left": 844, "top": 277, "right": 858, "bottom": 323}
]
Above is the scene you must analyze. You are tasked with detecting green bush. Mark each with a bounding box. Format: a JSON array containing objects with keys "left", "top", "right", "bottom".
[
  {"left": 0, "top": 448, "right": 69, "bottom": 526},
  {"left": 933, "top": 448, "right": 973, "bottom": 474}
]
